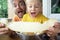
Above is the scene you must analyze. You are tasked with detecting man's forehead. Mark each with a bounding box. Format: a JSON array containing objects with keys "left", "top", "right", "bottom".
[
  {"left": 13, "top": 0, "right": 24, "bottom": 4},
  {"left": 13, "top": 0, "right": 24, "bottom": 2}
]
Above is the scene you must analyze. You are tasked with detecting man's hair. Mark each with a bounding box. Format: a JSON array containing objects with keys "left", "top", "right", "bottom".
[{"left": 40, "top": 0, "right": 42, "bottom": 2}]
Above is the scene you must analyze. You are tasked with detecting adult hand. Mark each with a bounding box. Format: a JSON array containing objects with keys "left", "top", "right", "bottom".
[
  {"left": 0, "top": 23, "right": 9, "bottom": 35},
  {"left": 46, "top": 27, "right": 56, "bottom": 37},
  {"left": 54, "top": 22, "right": 60, "bottom": 28},
  {"left": 53, "top": 22, "right": 60, "bottom": 33},
  {"left": 46, "top": 22, "right": 60, "bottom": 37}
]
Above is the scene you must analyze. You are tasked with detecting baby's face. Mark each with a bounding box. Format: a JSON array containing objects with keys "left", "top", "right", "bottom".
[{"left": 26, "top": 0, "right": 42, "bottom": 18}]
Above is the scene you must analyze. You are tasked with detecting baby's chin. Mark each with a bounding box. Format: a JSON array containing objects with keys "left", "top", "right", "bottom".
[
  {"left": 30, "top": 14, "right": 37, "bottom": 18},
  {"left": 30, "top": 12, "right": 37, "bottom": 17}
]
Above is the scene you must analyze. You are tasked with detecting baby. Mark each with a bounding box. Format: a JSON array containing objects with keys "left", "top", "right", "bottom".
[
  {"left": 22, "top": 0, "right": 48, "bottom": 23},
  {"left": 22, "top": 0, "right": 60, "bottom": 40}
]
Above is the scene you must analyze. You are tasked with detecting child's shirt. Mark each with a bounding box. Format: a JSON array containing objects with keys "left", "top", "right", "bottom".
[
  {"left": 22, "top": 13, "right": 49, "bottom": 23},
  {"left": 12, "top": 15, "right": 22, "bottom": 22}
]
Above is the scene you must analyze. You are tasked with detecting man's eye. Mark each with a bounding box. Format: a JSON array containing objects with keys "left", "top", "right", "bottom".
[{"left": 19, "top": 3, "right": 25, "bottom": 6}]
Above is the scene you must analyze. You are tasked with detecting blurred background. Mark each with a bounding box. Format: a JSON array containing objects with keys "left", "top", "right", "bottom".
[
  {"left": 0, "top": 0, "right": 15, "bottom": 18},
  {"left": 51, "top": 0, "right": 60, "bottom": 13},
  {"left": 0, "top": 0, "right": 8, "bottom": 18},
  {"left": 0, "top": 0, "right": 60, "bottom": 20}
]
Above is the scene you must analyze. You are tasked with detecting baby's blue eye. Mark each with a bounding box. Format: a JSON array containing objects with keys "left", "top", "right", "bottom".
[
  {"left": 29, "top": 6, "right": 32, "bottom": 8},
  {"left": 35, "top": 6, "right": 39, "bottom": 8}
]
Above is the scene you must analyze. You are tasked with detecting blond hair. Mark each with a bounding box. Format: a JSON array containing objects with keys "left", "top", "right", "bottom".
[{"left": 25, "top": 0, "right": 42, "bottom": 4}]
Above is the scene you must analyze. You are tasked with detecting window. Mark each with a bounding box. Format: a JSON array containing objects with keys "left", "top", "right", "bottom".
[
  {"left": 51, "top": 0, "right": 60, "bottom": 13},
  {"left": 0, "top": 0, "right": 8, "bottom": 18},
  {"left": 43, "top": 0, "right": 60, "bottom": 21}
]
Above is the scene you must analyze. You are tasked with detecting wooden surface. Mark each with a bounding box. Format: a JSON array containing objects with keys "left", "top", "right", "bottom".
[{"left": 0, "top": 35, "right": 20, "bottom": 40}]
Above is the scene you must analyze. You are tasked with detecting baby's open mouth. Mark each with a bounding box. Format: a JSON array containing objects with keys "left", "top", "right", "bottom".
[{"left": 31, "top": 12, "right": 36, "bottom": 15}]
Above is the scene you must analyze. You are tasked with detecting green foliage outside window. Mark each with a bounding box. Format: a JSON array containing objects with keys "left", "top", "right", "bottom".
[
  {"left": 51, "top": 0, "right": 60, "bottom": 13},
  {"left": 0, "top": 0, "right": 8, "bottom": 18}
]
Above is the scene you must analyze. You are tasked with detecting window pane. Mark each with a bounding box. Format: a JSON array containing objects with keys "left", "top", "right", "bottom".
[
  {"left": 51, "top": 0, "right": 60, "bottom": 13},
  {"left": 0, "top": 0, "right": 8, "bottom": 18}
]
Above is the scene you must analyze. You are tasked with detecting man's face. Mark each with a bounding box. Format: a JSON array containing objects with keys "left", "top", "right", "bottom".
[
  {"left": 26, "top": 0, "right": 42, "bottom": 18},
  {"left": 13, "top": 0, "right": 26, "bottom": 18}
]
